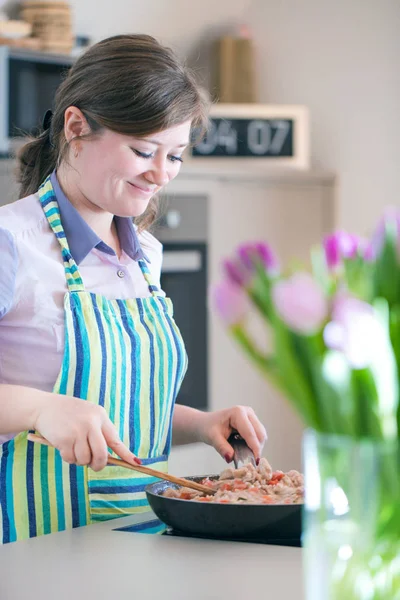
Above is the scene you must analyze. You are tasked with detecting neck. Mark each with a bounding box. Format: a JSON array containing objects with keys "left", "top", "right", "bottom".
[{"left": 56, "top": 164, "right": 121, "bottom": 257}]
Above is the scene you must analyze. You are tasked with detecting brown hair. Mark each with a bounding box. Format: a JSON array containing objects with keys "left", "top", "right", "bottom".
[{"left": 17, "top": 34, "right": 209, "bottom": 230}]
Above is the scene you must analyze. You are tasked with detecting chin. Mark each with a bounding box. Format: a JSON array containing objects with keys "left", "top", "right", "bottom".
[{"left": 115, "top": 197, "right": 151, "bottom": 219}]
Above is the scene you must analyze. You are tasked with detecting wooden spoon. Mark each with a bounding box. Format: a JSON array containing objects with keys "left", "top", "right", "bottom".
[{"left": 27, "top": 433, "right": 215, "bottom": 496}]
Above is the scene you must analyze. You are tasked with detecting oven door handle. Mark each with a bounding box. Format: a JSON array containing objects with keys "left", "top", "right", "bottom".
[{"left": 161, "top": 250, "right": 202, "bottom": 273}]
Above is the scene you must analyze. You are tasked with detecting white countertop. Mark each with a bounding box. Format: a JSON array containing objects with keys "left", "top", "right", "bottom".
[{"left": 0, "top": 511, "right": 304, "bottom": 600}]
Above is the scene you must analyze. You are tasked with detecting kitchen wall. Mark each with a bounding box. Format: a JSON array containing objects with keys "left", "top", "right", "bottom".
[
  {"left": 5, "top": 0, "right": 398, "bottom": 236},
  {"left": 243, "top": 0, "right": 400, "bottom": 236},
  {"left": 6, "top": 0, "right": 251, "bottom": 70},
  {"left": 67, "top": 0, "right": 250, "bottom": 55},
  {"left": 72, "top": 0, "right": 399, "bottom": 236}
]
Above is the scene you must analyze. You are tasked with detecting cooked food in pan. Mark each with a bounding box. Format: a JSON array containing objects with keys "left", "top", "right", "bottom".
[{"left": 162, "top": 458, "right": 304, "bottom": 504}]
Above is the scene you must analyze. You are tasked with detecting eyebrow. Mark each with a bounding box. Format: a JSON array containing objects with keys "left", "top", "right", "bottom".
[{"left": 141, "top": 138, "right": 189, "bottom": 148}]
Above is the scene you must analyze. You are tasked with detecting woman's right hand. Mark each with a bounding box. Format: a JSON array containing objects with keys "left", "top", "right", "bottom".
[{"left": 34, "top": 394, "right": 140, "bottom": 471}]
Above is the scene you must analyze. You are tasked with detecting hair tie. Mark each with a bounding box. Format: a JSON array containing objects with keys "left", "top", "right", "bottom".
[
  {"left": 41, "top": 109, "right": 56, "bottom": 149},
  {"left": 42, "top": 109, "right": 53, "bottom": 131}
]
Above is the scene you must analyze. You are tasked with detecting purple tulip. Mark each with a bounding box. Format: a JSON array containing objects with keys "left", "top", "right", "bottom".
[
  {"left": 211, "top": 279, "right": 250, "bottom": 326},
  {"left": 223, "top": 259, "right": 249, "bottom": 287},
  {"left": 271, "top": 273, "right": 328, "bottom": 335},
  {"left": 237, "top": 242, "right": 279, "bottom": 276},
  {"left": 224, "top": 242, "right": 279, "bottom": 289},
  {"left": 323, "top": 231, "right": 362, "bottom": 270},
  {"left": 323, "top": 295, "right": 385, "bottom": 369}
]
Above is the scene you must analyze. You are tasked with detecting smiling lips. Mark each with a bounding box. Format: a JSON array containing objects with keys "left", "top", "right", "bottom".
[{"left": 128, "top": 182, "right": 156, "bottom": 194}]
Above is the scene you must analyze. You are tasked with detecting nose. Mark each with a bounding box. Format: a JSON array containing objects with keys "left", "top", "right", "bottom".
[{"left": 145, "top": 158, "right": 170, "bottom": 188}]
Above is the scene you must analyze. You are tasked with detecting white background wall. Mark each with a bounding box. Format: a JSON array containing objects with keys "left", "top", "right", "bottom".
[
  {"left": 246, "top": 0, "right": 400, "bottom": 236},
  {"left": 67, "top": 0, "right": 250, "bottom": 55}
]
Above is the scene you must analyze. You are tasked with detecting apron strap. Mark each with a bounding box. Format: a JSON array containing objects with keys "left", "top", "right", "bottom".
[
  {"left": 38, "top": 176, "right": 85, "bottom": 293},
  {"left": 138, "top": 259, "right": 164, "bottom": 297}
]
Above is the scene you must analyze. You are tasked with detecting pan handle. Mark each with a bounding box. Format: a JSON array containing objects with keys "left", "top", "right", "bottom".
[{"left": 228, "top": 432, "right": 256, "bottom": 469}]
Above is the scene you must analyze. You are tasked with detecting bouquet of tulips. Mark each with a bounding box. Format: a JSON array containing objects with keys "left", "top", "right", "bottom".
[
  {"left": 212, "top": 209, "right": 400, "bottom": 597},
  {"left": 212, "top": 210, "right": 400, "bottom": 442}
]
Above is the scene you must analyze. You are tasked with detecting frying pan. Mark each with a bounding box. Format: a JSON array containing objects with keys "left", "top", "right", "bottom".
[
  {"left": 145, "top": 475, "right": 302, "bottom": 542},
  {"left": 146, "top": 434, "right": 302, "bottom": 542}
]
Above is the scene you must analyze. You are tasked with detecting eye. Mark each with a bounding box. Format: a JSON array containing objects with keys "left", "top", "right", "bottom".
[
  {"left": 169, "top": 155, "right": 184, "bottom": 163},
  {"left": 132, "top": 149, "right": 154, "bottom": 159}
]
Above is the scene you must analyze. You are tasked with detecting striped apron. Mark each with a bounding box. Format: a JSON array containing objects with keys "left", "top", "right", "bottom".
[{"left": 0, "top": 176, "right": 187, "bottom": 543}]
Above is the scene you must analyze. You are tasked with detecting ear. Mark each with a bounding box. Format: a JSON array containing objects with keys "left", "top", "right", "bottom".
[{"left": 64, "top": 106, "right": 90, "bottom": 142}]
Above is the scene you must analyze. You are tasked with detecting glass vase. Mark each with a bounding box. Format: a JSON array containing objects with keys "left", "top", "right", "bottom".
[{"left": 302, "top": 429, "right": 400, "bottom": 600}]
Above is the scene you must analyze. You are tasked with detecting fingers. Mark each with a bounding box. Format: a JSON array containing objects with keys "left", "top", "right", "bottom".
[
  {"left": 87, "top": 428, "right": 109, "bottom": 472},
  {"left": 73, "top": 436, "right": 92, "bottom": 467},
  {"left": 248, "top": 411, "right": 268, "bottom": 448},
  {"left": 59, "top": 445, "right": 76, "bottom": 465},
  {"left": 102, "top": 420, "right": 141, "bottom": 466},
  {"left": 210, "top": 431, "right": 235, "bottom": 463},
  {"left": 230, "top": 407, "right": 266, "bottom": 460}
]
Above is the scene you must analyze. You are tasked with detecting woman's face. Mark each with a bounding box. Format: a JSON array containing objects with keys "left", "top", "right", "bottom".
[{"left": 70, "top": 119, "right": 191, "bottom": 218}]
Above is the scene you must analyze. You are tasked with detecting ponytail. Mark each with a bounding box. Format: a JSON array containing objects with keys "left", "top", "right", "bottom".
[{"left": 16, "top": 127, "right": 57, "bottom": 198}]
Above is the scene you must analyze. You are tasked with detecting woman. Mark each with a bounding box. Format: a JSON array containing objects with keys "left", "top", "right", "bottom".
[{"left": 0, "top": 34, "right": 267, "bottom": 543}]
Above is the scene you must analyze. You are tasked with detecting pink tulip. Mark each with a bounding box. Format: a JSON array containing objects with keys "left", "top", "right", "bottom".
[
  {"left": 211, "top": 279, "right": 250, "bottom": 326},
  {"left": 323, "top": 295, "right": 386, "bottom": 369},
  {"left": 271, "top": 273, "right": 328, "bottom": 335}
]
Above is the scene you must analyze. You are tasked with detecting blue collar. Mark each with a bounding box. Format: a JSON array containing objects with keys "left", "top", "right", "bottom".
[{"left": 50, "top": 171, "right": 148, "bottom": 266}]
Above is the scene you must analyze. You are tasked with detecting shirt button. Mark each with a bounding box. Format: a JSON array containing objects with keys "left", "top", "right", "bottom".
[{"left": 117, "top": 270, "right": 125, "bottom": 278}]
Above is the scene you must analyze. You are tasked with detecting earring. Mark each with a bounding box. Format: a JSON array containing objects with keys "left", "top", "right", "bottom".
[{"left": 74, "top": 145, "right": 79, "bottom": 158}]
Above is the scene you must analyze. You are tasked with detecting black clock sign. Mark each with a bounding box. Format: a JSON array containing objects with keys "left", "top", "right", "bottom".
[{"left": 191, "top": 118, "right": 294, "bottom": 158}]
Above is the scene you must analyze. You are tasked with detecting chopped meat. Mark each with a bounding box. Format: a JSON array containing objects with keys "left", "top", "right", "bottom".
[
  {"left": 257, "top": 458, "right": 273, "bottom": 481},
  {"left": 163, "top": 458, "right": 304, "bottom": 505},
  {"left": 286, "top": 470, "right": 304, "bottom": 487},
  {"left": 219, "top": 467, "right": 236, "bottom": 480},
  {"left": 163, "top": 488, "right": 180, "bottom": 498}
]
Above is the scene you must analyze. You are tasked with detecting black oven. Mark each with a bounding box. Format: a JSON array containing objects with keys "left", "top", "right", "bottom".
[
  {"left": 0, "top": 47, "right": 73, "bottom": 155},
  {"left": 155, "top": 194, "right": 208, "bottom": 411}
]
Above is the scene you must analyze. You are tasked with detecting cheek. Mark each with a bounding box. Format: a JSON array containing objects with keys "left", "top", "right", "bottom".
[
  {"left": 79, "top": 146, "right": 108, "bottom": 179},
  {"left": 84, "top": 147, "right": 143, "bottom": 183},
  {"left": 168, "top": 163, "right": 183, "bottom": 181}
]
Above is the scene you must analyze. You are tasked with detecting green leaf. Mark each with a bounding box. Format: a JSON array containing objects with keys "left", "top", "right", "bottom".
[
  {"left": 321, "top": 351, "right": 358, "bottom": 436},
  {"left": 350, "top": 368, "right": 383, "bottom": 438},
  {"left": 230, "top": 324, "right": 283, "bottom": 392},
  {"left": 269, "top": 311, "right": 320, "bottom": 429},
  {"left": 343, "top": 256, "right": 375, "bottom": 302},
  {"left": 369, "top": 298, "right": 399, "bottom": 439},
  {"left": 388, "top": 304, "right": 400, "bottom": 436},
  {"left": 247, "top": 261, "right": 274, "bottom": 320},
  {"left": 373, "top": 221, "right": 400, "bottom": 306},
  {"left": 310, "top": 245, "right": 335, "bottom": 296}
]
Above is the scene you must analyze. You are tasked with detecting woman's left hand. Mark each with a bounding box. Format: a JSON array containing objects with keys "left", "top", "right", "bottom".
[{"left": 196, "top": 406, "right": 267, "bottom": 463}]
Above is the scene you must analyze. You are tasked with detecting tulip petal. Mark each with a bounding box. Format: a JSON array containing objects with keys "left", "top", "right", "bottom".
[
  {"left": 211, "top": 279, "right": 249, "bottom": 326},
  {"left": 272, "top": 273, "right": 328, "bottom": 335}
]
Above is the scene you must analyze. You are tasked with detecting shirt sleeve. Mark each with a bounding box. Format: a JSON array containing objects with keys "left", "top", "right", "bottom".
[{"left": 0, "top": 228, "right": 18, "bottom": 320}]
